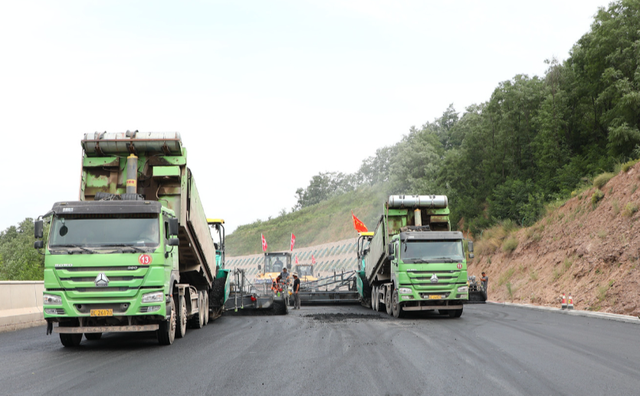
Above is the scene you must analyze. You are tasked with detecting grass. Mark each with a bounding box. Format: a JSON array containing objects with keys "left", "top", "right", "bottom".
[
  {"left": 597, "top": 230, "right": 607, "bottom": 238},
  {"left": 552, "top": 257, "right": 574, "bottom": 281},
  {"left": 596, "top": 283, "right": 610, "bottom": 302},
  {"left": 529, "top": 270, "right": 538, "bottom": 281},
  {"left": 612, "top": 199, "right": 620, "bottom": 216},
  {"left": 621, "top": 159, "right": 639, "bottom": 173},
  {"left": 226, "top": 184, "right": 389, "bottom": 256},
  {"left": 475, "top": 223, "right": 508, "bottom": 255},
  {"left": 497, "top": 268, "right": 515, "bottom": 286},
  {"left": 622, "top": 202, "right": 638, "bottom": 217},
  {"left": 593, "top": 172, "right": 615, "bottom": 189},
  {"left": 506, "top": 282, "right": 514, "bottom": 300},
  {"left": 563, "top": 258, "right": 573, "bottom": 271},
  {"left": 502, "top": 237, "right": 519, "bottom": 253}
]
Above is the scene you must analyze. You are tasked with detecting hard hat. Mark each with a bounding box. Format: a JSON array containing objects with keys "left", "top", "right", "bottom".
[{"left": 293, "top": 272, "right": 298, "bottom": 277}]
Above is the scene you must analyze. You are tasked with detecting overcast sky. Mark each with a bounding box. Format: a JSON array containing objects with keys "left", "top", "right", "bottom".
[{"left": 0, "top": 0, "right": 611, "bottom": 234}]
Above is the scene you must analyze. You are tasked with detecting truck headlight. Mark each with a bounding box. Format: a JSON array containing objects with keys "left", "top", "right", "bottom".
[
  {"left": 398, "top": 288, "right": 412, "bottom": 294},
  {"left": 457, "top": 286, "right": 468, "bottom": 293},
  {"left": 141, "top": 291, "right": 164, "bottom": 303},
  {"left": 43, "top": 294, "right": 62, "bottom": 305},
  {"left": 145, "top": 305, "right": 161, "bottom": 313}
]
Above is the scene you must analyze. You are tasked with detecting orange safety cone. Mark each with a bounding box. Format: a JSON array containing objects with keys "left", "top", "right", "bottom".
[
  {"left": 568, "top": 294, "right": 574, "bottom": 310},
  {"left": 561, "top": 293, "right": 567, "bottom": 310}
]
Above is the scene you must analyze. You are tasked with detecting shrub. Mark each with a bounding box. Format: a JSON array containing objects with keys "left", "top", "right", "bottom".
[
  {"left": 502, "top": 237, "right": 519, "bottom": 253},
  {"left": 593, "top": 172, "right": 615, "bottom": 189},
  {"left": 622, "top": 159, "right": 639, "bottom": 173},
  {"left": 623, "top": 202, "right": 639, "bottom": 217},
  {"left": 591, "top": 190, "right": 605, "bottom": 206}
]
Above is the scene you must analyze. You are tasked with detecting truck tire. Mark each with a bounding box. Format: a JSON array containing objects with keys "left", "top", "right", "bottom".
[
  {"left": 60, "top": 333, "right": 82, "bottom": 347},
  {"left": 374, "top": 286, "right": 381, "bottom": 312},
  {"left": 84, "top": 333, "right": 102, "bottom": 341},
  {"left": 176, "top": 294, "right": 187, "bottom": 338},
  {"left": 203, "top": 293, "right": 209, "bottom": 326},
  {"left": 385, "top": 288, "right": 393, "bottom": 316},
  {"left": 392, "top": 290, "right": 404, "bottom": 319},
  {"left": 361, "top": 278, "right": 372, "bottom": 308},
  {"left": 158, "top": 298, "right": 176, "bottom": 345},
  {"left": 448, "top": 307, "right": 463, "bottom": 318},
  {"left": 189, "top": 291, "right": 204, "bottom": 329},
  {"left": 371, "top": 286, "right": 377, "bottom": 311}
]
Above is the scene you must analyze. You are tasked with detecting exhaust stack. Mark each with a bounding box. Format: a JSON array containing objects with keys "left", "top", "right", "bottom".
[{"left": 126, "top": 154, "right": 138, "bottom": 194}]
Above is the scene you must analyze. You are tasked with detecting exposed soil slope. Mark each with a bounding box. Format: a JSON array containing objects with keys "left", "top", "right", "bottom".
[{"left": 469, "top": 163, "right": 640, "bottom": 317}]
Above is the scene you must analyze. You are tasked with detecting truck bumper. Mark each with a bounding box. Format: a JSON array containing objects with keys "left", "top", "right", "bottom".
[
  {"left": 403, "top": 304, "right": 463, "bottom": 311},
  {"left": 54, "top": 324, "right": 160, "bottom": 333}
]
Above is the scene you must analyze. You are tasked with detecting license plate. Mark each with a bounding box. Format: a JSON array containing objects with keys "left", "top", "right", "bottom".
[
  {"left": 90, "top": 309, "right": 113, "bottom": 317},
  {"left": 428, "top": 295, "right": 442, "bottom": 300}
]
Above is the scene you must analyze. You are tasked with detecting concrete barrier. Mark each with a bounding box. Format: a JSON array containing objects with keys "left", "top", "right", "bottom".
[{"left": 0, "top": 281, "right": 45, "bottom": 333}]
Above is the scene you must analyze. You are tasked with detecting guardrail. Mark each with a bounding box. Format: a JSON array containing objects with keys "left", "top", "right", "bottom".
[{"left": 0, "top": 281, "right": 45, "bottom": 333}]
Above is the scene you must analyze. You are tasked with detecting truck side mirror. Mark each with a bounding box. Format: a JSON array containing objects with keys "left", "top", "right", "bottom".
[
  {"left": 34, "top": 240, "right": 44, "bottom": 249},
  {"left": 468, "top": 241, "right": 474, "bottom": 253},
  {"left": 168, "top": 218, "right": 179, "bottom": 236},
  {"left": 167, "top": 238, "right": 179, "bottom": 246},
  {"left": 34, "top": 220, "right": 44, "bottom": 239},
  {"left": 388, "top": 243, "right": 394, "bottom": 254},
  {"left": 258, "top": 265, "right": 262, "bottom": 270}
]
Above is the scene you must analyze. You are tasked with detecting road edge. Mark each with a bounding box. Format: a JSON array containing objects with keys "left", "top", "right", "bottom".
[{"left": 487, "top": 301, "right": 640, "bottom": 325}]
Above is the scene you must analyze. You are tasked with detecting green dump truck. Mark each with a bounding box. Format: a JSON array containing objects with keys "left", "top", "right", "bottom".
[
  {"left": 358, "top": 195, "right": 472, "bottom": 318},
  {"left": 34, "top": 131, "right": 230, "bottom": 346}
]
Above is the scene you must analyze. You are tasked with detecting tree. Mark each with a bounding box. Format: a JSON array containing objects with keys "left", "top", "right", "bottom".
[{"left": 0, "top": 218, "right": 45, "bottom": 280}]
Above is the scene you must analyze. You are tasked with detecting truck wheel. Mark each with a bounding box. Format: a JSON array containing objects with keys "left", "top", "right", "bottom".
[
  {"left": 385, "top": 288, "right": 393, "bottom": 316},
  {"left": 158, "top": 297, "right": 176, "bottom": 345},
  {"left": 60, "top": 333, "right": 82, "bottom": 347},
  {"left": 370, "top": 286, "right": 375, "bottom": 310},
  {"left": 371, "top": 286, "right": 378, "bottom": 311},
  {"left": 84, "top": 333, "right": 102, "bottom": 341},
  {"left": 449, "top": 307, "right": 463, "bottom": 318},
  {"left": 176, "top": 294, "right": 187, "bottom": 338},
  {"left": 195, "top": 291, "right": 204, "bottom": 329},
  {"left": 203, "top": 292, "right": 209, "bottom": 326},
  {"left": 392, "top": 290, "right": 404, "bottom": 319}
]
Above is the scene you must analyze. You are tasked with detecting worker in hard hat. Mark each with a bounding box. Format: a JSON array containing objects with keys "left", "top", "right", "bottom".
[{"left": 292, "top": 272, "right": 301, "bottom": 309}]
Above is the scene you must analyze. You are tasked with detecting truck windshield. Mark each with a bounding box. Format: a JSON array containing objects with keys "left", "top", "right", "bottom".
[
  {"left": 401, "top": 240, "right": 464, "bottom": 263},
  {"left": 49, "top": 216, "right": 160, "bottom": 248},
  {"left": 297, "top": 265, "right": 313, "bottom": 277},
  {"left": 265, "top": 255, "right": 290, "bottom": 273}
]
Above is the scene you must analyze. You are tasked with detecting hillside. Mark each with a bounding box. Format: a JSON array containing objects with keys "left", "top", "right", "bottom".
[
  {"left": 471, "top": 162, "right": 640, "bottom": 317},
  {"left": 226, "top": 184, "right": 388, "bottom": 256}
]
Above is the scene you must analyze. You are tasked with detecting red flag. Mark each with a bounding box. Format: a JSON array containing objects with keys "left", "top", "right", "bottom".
[
  {"left": 295, "top": 255, "right": 299, "bottom": 265},
  {"left": 311, "top": 254, "right": 316, "bottom": 264},
  {"left": 352, "top": 211, "right": 368, "bottom": 233},
  {"left": 290, "top": 233, "right": 296, "bottom": 251},
  {"left": 261, "top": 234, "right": 268, "bottom": 252}
]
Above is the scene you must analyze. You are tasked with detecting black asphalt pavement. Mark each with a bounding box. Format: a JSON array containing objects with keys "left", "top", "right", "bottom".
[{"left": 1, "top": 304, "right": 639, "bottom": 396}]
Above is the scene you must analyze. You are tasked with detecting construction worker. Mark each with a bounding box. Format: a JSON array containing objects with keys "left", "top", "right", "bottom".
[
  {"left": 277, "top": 267, "right": 290, "bottom": 284},
  {"left": 481, "top": 271, "right": 488, "bottom": 293},
  {"left": 292, "top": 272, "right": 301, "bottom": 309}
]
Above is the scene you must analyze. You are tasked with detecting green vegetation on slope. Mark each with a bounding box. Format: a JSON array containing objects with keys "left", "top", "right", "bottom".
[
  {"left": 226, "top": 185, "right": 388, "bottom": 256},
  {"left": 292, "top": 0, "right": 640, "bottom": 237}
]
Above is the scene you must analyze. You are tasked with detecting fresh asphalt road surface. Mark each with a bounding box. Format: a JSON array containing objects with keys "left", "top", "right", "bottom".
[{"left": 1, "top": 304, "right": 639, "bottom": 396}]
